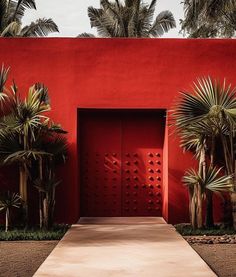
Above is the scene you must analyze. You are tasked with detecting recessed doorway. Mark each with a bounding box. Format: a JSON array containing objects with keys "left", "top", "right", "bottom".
[{"left": 78, "top": 109, "right": 165, "bottom": 217}]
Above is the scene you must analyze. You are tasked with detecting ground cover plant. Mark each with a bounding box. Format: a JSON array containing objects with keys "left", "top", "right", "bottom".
[
  {"left": 0, "top": 224, "right": 69, "bottom": 240},
  {"left": 175, "top": 223, "right": 236, "bottom": 236}
]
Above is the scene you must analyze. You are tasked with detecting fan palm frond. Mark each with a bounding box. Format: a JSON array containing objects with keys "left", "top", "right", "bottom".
[
  {"left": 181, "top": 0, "right": 236, "bottom": 37},
  {"left": 4, "top": 149, "right": 51, "bottom": 164},
  {"left": 34, "top": 178, "right": 61, "bottom": 193},
  {"left": 183, "top": 167, "right": 233, "bottom": 193},
  {"left": 0, "top": 191, "right": 21, "bottom": 210},
  {"left": 0, "top": 64, "right": 9, "bottom": 102},
  {"left": 79, "top": 0, "right": 175, "bottom": 38},
  {"left": 48, "top": 123, "right": 67, "bottom": 134},
  {"left": 172, "top": 77, "right": 236, "bottom": 133},
  {"left": 42, "top": 135, "right": 67, "bottom": 163},
  {"left": 149, "top": 10, "right": 176, "bottom": 37},
  {"left": 20, "top": 18, "right": 59, "bottom": 37},
  {"left": 0, "top": 191, "right": 21, "bottom": 232},
  {"left": 0, "top": 131, "right": 22, "bottom": 164},
  {"left": 10, "top": 0, "right": 36, "bottom": 22},
  {"left": 0, "top": 1, "right": 59, "bottom": 37},
  {"left": 34, "top": 83, "right": 50, "bottom": 105},
  {"left": 77, "top": 33, "right": 96, "bottom": 38}
]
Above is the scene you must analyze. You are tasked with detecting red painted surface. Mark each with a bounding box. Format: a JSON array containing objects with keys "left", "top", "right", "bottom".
[
  {"left": 80, "top": 110, "right": 164, "bottom": 217},
  {"left": 1, "top": 38, "right": 236, "bottom": 224}
]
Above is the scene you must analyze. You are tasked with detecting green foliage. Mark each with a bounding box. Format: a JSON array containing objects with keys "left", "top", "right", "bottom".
[
  {"left": 175, "top": 224, "right": 236, "bottom": 236},
  {"left": 183, "top": 167, "right": 233, "bottom": 193},
  {"left": 172, "top": 77, "right": 236, "bottom": 229},
  {"left": 0, "top": 64, "right": 9, "bottom": 101},
  {"left": 0, "top": 191, "right": 21, "bottom": 232},
  {"left": 0, "top": 64, "right": 68, "bottom": 230},
  {"left": 181, "top": 0, "right": 236, "bottom": 38},
  {"left": 0, "top": 224, "right": 69, "bottom": 241},
  {"left": 0, "top": 0, "right": 59, "bottom": 37},
  {"left": 0, "top": 191, "right": 21, "bottom": 211},
  {"left": 78, "top": 0, "right": 176, "bottom": 38}
]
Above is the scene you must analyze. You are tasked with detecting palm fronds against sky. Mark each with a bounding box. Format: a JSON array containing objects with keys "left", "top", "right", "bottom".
[
  {"left": 0, "top": 0, "right": 59, "bottom": 37},
  {"left": 78, "top": 0, "right": 176, "bottom": 37}
]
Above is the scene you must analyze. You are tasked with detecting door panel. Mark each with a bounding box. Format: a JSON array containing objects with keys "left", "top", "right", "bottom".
[
  {"left": 121, "top": 113, "right": 164, "bottom": 216},
  {"left": 80, "top": 110, "right": 164, "bottom": 217},
  {"left": 80, "top": 112, "right": 122, "bottom": 216}
]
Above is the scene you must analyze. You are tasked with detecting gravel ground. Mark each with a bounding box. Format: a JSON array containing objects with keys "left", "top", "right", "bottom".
[
  {"left": 185, "top": 235, "right": 236, "bottom": 244},
  {"left": 192, "top": 244, "right": 236, "bottom": 277},
  {"left": 0, "top": 240, "right": 236, "bottom": 277},
  {"left": 0, "top": 241, "right": 58, "bottom": 277}
]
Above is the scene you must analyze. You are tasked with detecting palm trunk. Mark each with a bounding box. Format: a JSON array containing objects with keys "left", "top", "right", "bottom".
[
  {"left": 230, "top": 193, "right": 236, "bottom": 229},
  {"left": 43, "top": 196, "right": 49, "bottom": 230},
  {"left": 191, "top": 190, "right": 197, "bottom": 229},
  {"left": 221, "top": 135, "right": 232, "bottom": 175},
  {"left": 196, "top": 183, "right": 203, "bottom": 228},
  {"left": 196, "top": 143, "right": 206, "bottom": 229},
  {"left": 231, "top": 160, "right": 236, "bottom": 230},
  {"left": 48, "top": 158, "right": 55, "bottom": 228},
  {"left": 5, "top": 208, "right": 9, "bottom": 232},
  {"left": 39, "top": 158, "right": 43, "bottom": 229},
  {"left": 206, "top": 190, "right": 214, "bottom": 228},
  {"left": 19, "top": 164, "right": 28, "bottom": 226},
  {"left": 206, "top": 137, "right": 215, "bottom": 228}
]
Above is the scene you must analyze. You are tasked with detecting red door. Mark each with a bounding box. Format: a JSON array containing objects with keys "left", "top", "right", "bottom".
[
  {"left": 80, "top": 111, "right": 122, "bottom": 216},
  {"left": 79, "top": 110, "right": 164, "bottom": 217}
]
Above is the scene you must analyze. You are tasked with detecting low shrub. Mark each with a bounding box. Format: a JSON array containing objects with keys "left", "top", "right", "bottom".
[
  {"left": 175, "top": 223, "right": 236, "bottom": 236},
  {"left": 0, "top": 224, "right": 69, "bottom": 241}
]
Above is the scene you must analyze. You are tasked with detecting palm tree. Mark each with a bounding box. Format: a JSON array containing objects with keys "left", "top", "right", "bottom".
[
  {"left": 78, "top": 0, "right": 176, "bottom": 38},
  {"left": 172, "top": 77, "right": 236, "bottom": 229},
  {"left": 0, "top": 191, "right": 21, "bottom": 232},
  {"left": 34, "top": 130, "right": 67, "bottom": 229},
  {"left": 0, "top": 0, "right": 59, "bottom": 37},
  {"left": 0, "top": 66, "right": 51, "bottom": 224},
  {"left": 0, "top": 66, "right": 68, "bottom": 228},
  {"left": 183, "top": 167, "right": 233, "bottom": 229},
  {"left": 181, "top": 0, "right": 236, "bottom": 38}
]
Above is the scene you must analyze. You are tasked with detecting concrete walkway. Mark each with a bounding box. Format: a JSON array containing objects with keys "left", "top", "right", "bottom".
[{"left": 34, "top": 217, "right": 216, "bottom": 277}]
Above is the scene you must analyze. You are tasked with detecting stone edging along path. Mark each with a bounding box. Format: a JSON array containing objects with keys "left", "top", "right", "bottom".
[{"left": 185, "top": 235, "right": 236, "bottom": 244}]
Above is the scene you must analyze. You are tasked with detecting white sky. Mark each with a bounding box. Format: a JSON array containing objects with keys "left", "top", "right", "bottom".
[{"left": 22, "top": 0, "right": 184, "bottom": 37}]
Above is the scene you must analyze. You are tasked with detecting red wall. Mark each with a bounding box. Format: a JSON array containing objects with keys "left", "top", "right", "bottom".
[{"left": 1, "top": 38, "right": 236, "bottom": 224}]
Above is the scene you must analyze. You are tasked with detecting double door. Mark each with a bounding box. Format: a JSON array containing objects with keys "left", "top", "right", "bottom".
[{"left": 80, "top": 110, "right": 164, "bottom": 216}]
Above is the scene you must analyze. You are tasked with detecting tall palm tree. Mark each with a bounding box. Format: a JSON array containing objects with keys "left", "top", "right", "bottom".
[
  {"left": 0, "top": 84, "right": 51, "bottom": 224},
  {"left": 0, "top": 0, "right": 59, "bottom": 37},
  {"left": 172, "top": 77, "right": 236, "bottom": 229},
  {"left": 181, "top": 0, "right": 236, "bottom": 38},
  {"left": 0, "top": 65, "right": 68, "bottom": 228},
  {"left": 78, "top": 0, "right": 176, "bottom": 38}
]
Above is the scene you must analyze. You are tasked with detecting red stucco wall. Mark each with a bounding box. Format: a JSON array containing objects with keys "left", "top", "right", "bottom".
[{"left": 1, "top": 38, "right": 236, "bottom": 224}]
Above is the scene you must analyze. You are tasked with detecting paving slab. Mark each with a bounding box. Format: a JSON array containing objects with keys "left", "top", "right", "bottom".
[{"left": 34, "top": 217, "right": 216, "bottom": 277}]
